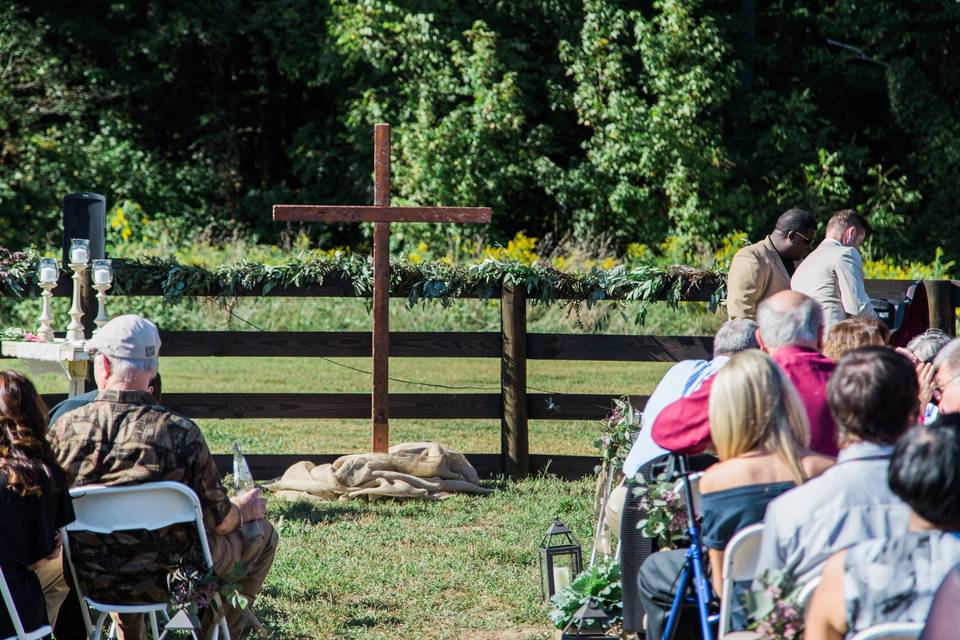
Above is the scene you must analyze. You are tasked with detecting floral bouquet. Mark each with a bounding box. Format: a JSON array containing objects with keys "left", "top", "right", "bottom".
[
  {"left": 167, "top": 562, "right": 249, "bottom": 629},
  {"left": 748, "top": 569, "right": 805, "bottom": 640},
  {"left": 632, "top": 473, "right": 689, "bottom": 549}
]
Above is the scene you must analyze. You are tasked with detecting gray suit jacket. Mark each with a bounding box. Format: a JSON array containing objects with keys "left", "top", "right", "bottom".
[{"left": 791, "top": 238, "right": 876, "bottom": 332}]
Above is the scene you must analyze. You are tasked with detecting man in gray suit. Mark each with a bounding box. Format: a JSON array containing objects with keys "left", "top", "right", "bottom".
[{"left": 791, "top": 209, "right": 876, "bottom": 334}]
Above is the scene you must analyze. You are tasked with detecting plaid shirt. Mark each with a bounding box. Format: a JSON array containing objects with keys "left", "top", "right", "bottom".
[{"left": 49, "top": 389, "right": 232, "bottom": 603}]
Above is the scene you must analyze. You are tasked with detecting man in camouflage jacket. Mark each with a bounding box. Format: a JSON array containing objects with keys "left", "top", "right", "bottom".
[{"left": 50, "top": 315, "right": 277, "bottom": 639}]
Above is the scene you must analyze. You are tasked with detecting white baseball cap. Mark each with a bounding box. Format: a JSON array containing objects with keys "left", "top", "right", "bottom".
[{"left": 85, "top": 314, "right": 161, "bottom": 360}]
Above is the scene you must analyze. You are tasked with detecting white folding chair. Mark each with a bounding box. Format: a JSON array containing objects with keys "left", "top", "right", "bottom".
[
  {"left": 797, "top": 575, "right": 821, "bottom": 611},
  {"left": 62, "top": 482, "right": 230, "bottom": 640},
  {"left": 717, "top": 523, "right": 765, "bottom": 639},
  {"left": 850, "top": 621, "right": 924, "bottom": 640},
  {"left": 672, "top": 471, "right": 704, "bottom": 517},
  {"left": 0, "top": 564, "right": 52, "bottom": 640}
]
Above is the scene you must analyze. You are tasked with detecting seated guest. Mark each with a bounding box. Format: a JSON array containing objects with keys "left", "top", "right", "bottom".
[
  {"left": 898, "top": 331, "right": 956, "bottom": 424},
  {"left": 919, "top": 564, "right": 960, "bottom": 640},
  {"left": 933, "top": 338, "right": 960, "bottom": 415},
  {"left": 49, "top": 315, "right": 277, "bottom": 640},
  {"left": 653, "top": 290, "right": 839, "bottom": 457},
  {"left": 754, "top": 347, "right": 914, "bottom": 586},
  {"left": 726, "top": 208, "right": 816, "bottom": 320},
  {"left": 805, "top": 415, "right": 960, "bottom": 639},
  {"left": 622, "top": 319, "right": 758, "bottom": 477},
  {"left": 821, "top": 318, "right": 888, "bottom": 361},
  {"left": 638, "top": 350, "right": 833, "bottom": 640},
  {"left": 48, "top": 373, "right": 161, "bottom": 427},
  {"left": 0, "top": 371, "right": 75, "bottom": 637}
]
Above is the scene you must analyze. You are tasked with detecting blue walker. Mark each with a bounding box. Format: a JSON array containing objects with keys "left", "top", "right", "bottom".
[{"left": 658, "top": 454, "right": 718, "bottom": 640}]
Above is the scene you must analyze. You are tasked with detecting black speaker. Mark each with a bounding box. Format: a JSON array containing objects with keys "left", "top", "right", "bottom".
[{"left": 62, "top": 192, "right": 106, "bottom": 265}]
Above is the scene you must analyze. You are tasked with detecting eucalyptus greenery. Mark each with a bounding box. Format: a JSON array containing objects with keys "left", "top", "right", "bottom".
[
  {"left": 0, "top": 248, "right": 723, "bottom": 324},
  {"left": 633, "top": 473, "right": 689, "bottom": 549},
  {"left": 548, "top": 559, "right": 623, "bottom": 630}
]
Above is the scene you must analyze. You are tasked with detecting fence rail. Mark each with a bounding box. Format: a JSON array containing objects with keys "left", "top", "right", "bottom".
[{"left": 12, "top": 275, "right": 959, "bottom": 479}]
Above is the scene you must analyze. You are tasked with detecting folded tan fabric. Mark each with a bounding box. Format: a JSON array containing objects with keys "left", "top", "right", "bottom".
[{"left": 266, "top": 442, "right": 492, "bottom": 501}]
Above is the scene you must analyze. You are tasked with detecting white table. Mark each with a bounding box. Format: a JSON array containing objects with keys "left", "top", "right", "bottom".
[{"left": 2, "top": 339, "right": 90, "bottom": 397}]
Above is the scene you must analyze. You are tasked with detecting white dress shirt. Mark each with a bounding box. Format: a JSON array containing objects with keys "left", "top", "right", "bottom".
[
  {"left": 754, "top": 441, "right": 911, "bottom": 586},
  {"left": 791, "top": 238, "right": 876, "bottom": 332},
  {"left": 622, "top": 356, "right": 728, "bottom": 477}
]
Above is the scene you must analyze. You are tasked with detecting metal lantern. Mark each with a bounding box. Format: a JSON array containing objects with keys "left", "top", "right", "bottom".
[
  {"left": 539, "top": 517, "right": 583, "bottom": 601},
  {"left": 561, "top": 598, "right": 612, "bottom": 640}
]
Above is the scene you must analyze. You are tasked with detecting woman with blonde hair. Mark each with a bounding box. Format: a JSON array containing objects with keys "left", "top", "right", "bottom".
[{"left": 638, "top": 350, "right": 834, "bottom": 640}]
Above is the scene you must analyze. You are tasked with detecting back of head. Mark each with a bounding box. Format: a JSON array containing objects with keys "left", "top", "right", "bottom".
[
  {"left": 828, "top": 347, "right": 918, "bottom": 446},
  {"left": 0, "top": 370, "right": 59, "bottom": 496},
  {"left": 826, "top": 209, "right": 869, "bottom": 237},
  {"left": 774, "top": 208, "right": 816, "bottom": 234},
  {"left": 889, "top": 415, "right": 960, "bottom": 528},
  {"left": 713, "top": 319, "right": 759, "bottom": 357},
  {"left": 823, "top": 318, "right": 889, "bottom": 361},
  {"left": 709, "top": 349, "right": 810, "bottom": 483},
  {"left": 907, "top": 329, "right": 951, "bottom": 364},
  {"left": 756, "top": 291, "right": 823, "bottom": 350}
]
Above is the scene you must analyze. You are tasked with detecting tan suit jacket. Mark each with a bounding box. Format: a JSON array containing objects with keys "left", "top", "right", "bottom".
[{"left": 726, "top": 236, "right": 792, "bottom": 320}]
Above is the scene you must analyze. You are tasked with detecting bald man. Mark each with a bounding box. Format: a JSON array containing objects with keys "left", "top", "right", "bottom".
[
  {"left": 727, "top": 208, "right": 816, "bottom": 320},
  {"left": 653, "top": 291, "right": 839, "bottom": 457}
]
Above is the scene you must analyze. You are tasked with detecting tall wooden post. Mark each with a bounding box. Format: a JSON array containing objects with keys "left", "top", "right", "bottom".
[
  {"left": 501, "top": 282, "right": 529, "bottom": 478},
  {"left": 372, "top": 124, "right": 391, "bottom": 452},
  {"left": 925, "top": 280, "right": 957, "bottom": 337},
  {"left": 273, "top": 124, "right": 491, "bottom": 453}
]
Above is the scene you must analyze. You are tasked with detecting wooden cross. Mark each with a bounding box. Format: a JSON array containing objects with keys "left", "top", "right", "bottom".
[{"left": 273, "top": 124, "right": 492, "bottom": 453}]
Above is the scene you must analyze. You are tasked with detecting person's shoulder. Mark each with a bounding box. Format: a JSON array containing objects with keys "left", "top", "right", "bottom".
[
  {"left": 699, "top": 458, "right": 749, "bottom": 493},
  {"left": 801, "top": 453, "right": 836, "bottom": 479}
]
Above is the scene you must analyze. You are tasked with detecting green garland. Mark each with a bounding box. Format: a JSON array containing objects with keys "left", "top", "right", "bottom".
[{"left": 0, "top": 248, "right": 725, "bottom": 321}]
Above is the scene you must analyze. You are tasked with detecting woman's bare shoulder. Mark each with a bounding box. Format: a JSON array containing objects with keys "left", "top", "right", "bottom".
[{"left": 801, "top": 453, "right": 836, "bottom": 479}]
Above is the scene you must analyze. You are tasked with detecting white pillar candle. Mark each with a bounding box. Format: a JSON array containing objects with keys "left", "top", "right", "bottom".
[
  {"left": 93, "top": 268, "right": 111, "bottom": 285},
  {"left": 39, "top": 266, "right": 58, "bottom": 283},
  {"left": 553, "top": 566, "right": 571, "bottom": 592},
  {"left": 70, "top": 247, "right": 89, "bottom": 264}
]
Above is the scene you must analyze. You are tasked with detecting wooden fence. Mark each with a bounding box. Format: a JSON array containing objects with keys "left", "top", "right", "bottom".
[{"left": 18, "top": 276, "right": 960, "bottom": 480}]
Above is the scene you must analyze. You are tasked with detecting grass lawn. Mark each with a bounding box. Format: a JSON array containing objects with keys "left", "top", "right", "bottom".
[{"left": 17, "top": 355, "right": 672, "bottom": 638}]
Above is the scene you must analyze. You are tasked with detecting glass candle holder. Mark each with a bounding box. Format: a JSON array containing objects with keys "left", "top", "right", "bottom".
[
  {"left": 38, "top": 257, "right": 59, "bottom": 284},
  {"left": 92, "top": 259, "right": 113, "bottom": 286},
  {"left": 69, "top": 238, "right": 90, "bottom": 265}
]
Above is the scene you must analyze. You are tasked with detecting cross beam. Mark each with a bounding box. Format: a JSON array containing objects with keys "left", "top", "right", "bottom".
[{"left": 273, "top": 124, "right": 492, "bottom": 452}]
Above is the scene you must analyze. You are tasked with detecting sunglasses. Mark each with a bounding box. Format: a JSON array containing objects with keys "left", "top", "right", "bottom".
[{"left": 793, "top": 231, "right": 814, "bottom": 246}]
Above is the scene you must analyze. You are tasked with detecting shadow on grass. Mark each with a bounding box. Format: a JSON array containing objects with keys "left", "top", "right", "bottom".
[{"left": 271, "top": 495, "right": 447, "bottom": 524}]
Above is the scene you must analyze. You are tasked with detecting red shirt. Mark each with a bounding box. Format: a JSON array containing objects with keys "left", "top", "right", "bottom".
[{"left": 651, "top": 346, "right": 839, "bottom": 457}]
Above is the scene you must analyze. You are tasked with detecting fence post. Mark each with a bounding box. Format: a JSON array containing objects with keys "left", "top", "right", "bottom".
[
  {"left": 925, "top": 280, "right": 957, "bottom": 337},
  {"left": 501, "top": 282, "right": 529, "bottom": 479}
]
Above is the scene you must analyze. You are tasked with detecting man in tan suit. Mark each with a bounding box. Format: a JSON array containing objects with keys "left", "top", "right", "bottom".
[
  {"left": 791, "top": 209, "right": 876, "bottom": 334},
  {"left": 727, "top": 208, "right": 816, "bottom": 320}
]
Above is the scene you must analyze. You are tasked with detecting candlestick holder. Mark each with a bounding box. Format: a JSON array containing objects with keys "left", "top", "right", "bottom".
[
  {"left": 93, "top": 281, "right": 111, "bottom": 333},
  {"left": 36, "top": 281, "right": 57, "bottom": 342},
  {"left": 65, "top": 262, "right": 87, "bottom": 344}
]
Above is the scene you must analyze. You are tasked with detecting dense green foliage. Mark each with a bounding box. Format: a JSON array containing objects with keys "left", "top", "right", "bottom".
[{"left": 2, "top": 1, "right": 957, "bottom": 257}]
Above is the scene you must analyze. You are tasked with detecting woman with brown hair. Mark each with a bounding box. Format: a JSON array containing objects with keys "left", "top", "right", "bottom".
[
  {"left": 822, "top": 317, "right": 889, "bottom": 361},
  {"left": 0, "top": 371, "right": 75, "bottom": 637}
]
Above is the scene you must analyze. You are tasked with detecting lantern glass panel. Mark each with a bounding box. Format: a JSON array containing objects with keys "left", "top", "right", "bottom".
[{"left": 540, "top": 544, "right": 583, "bottom": 600}]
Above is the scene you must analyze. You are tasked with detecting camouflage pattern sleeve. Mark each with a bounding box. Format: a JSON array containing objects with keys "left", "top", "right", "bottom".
[{"left": 170, "top": 415, "right": 233, "bottom": 530}]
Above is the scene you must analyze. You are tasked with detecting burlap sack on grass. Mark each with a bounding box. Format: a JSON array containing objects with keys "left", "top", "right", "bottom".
[{"left": 266, "top": 442, "right": 492, "bottom": 502}]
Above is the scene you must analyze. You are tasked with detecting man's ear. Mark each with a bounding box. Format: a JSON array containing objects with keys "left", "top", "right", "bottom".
[{"left": 102, "top": 355, "right": 111, "bottom": 379}]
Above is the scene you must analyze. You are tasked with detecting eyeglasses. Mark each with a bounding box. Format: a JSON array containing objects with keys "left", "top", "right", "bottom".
[
  {"left": 932, "top": 372, "right": 960, "bottom": 402},
  {"left": 794, "top": 231, "right": 814, "bottom": 246}
]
